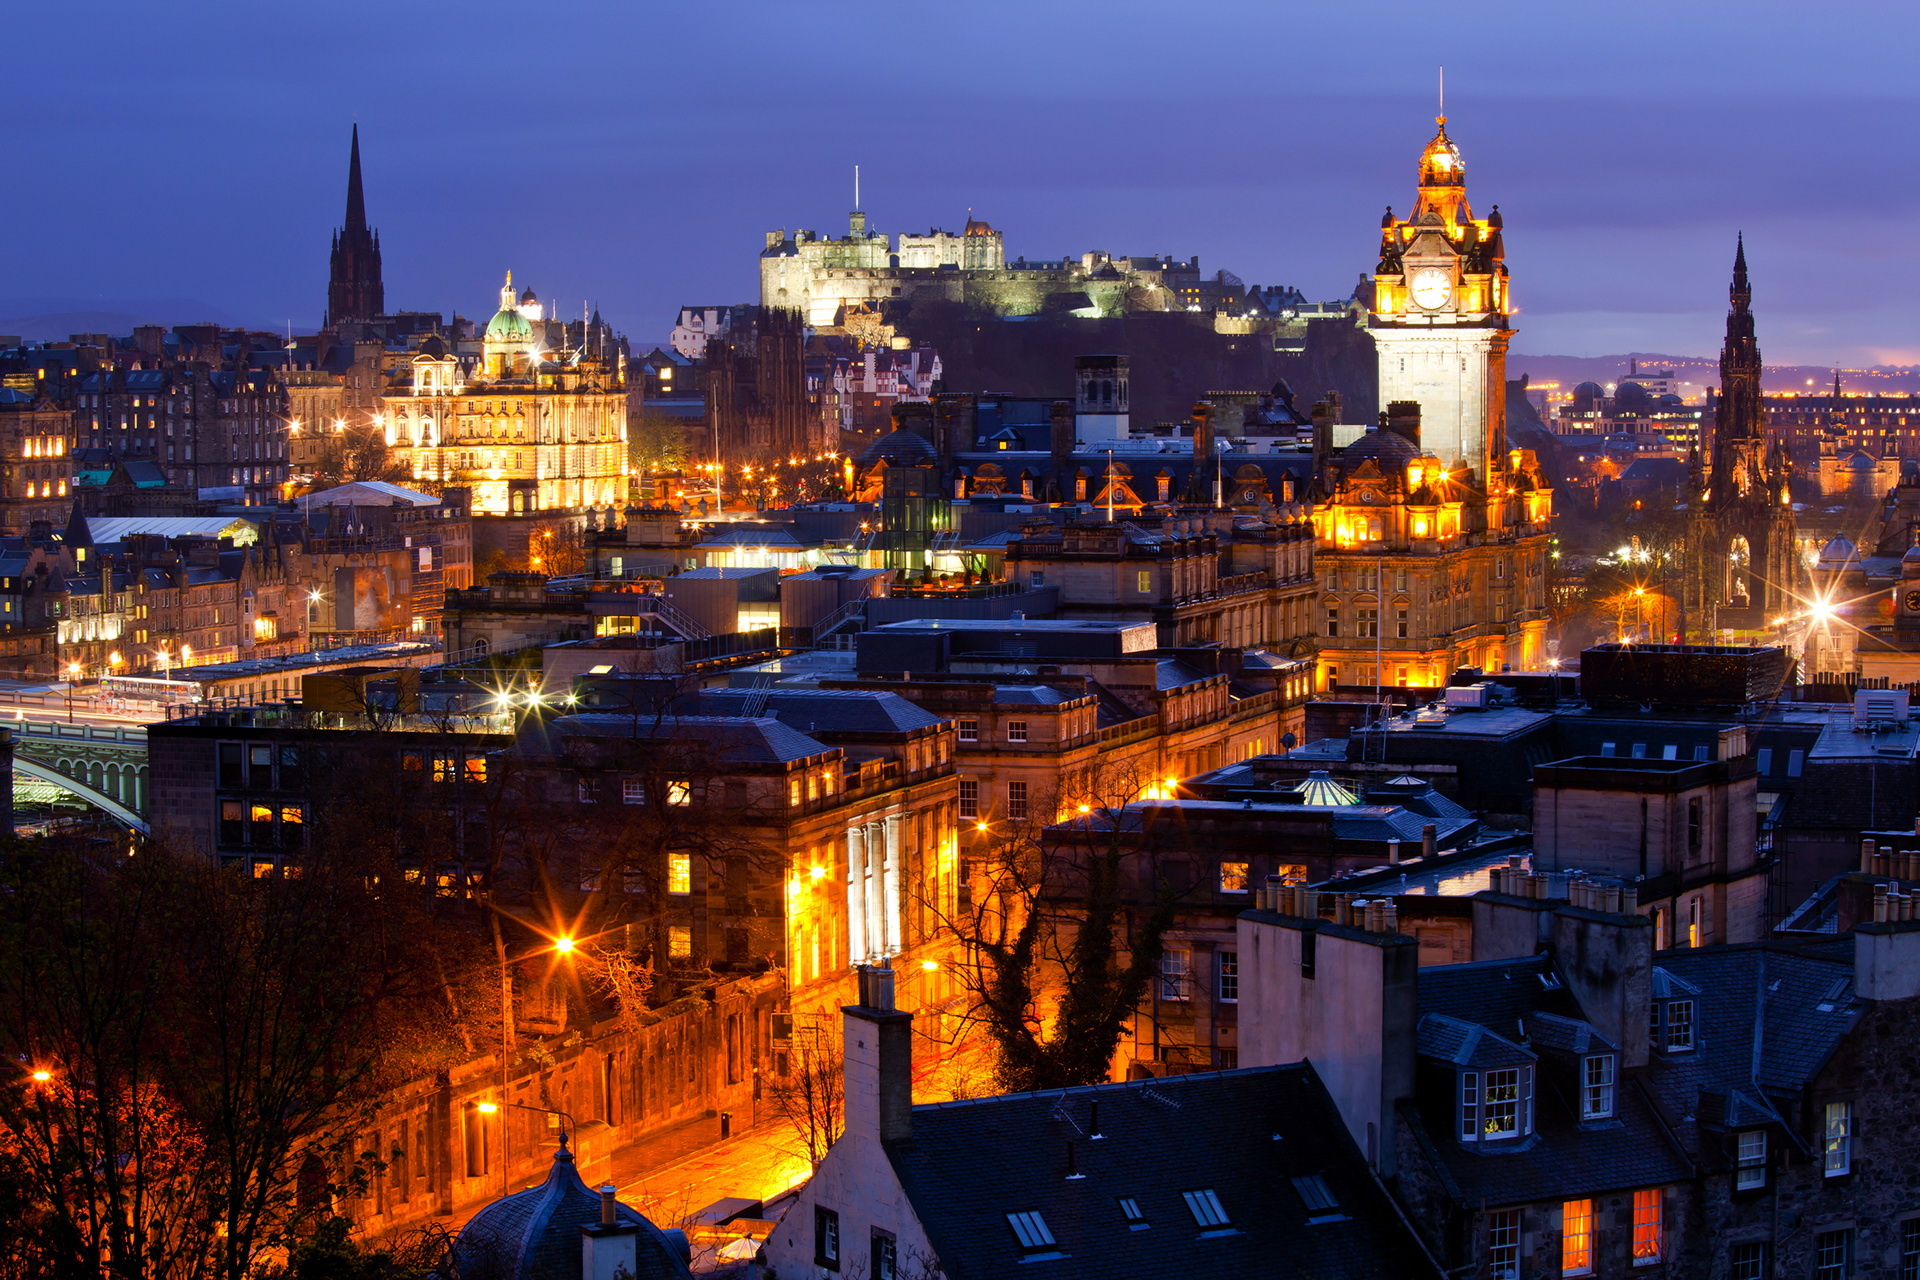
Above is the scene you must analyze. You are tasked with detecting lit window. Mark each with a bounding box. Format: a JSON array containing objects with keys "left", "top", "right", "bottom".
[
  {"left": 1459, "top": 1066, "right": 1532, "bottom": 1142},
  {"left": 1487, "top": 1209, "right": 1521, "bottom": 1280},
  {"left": 1006, "top": 720, "right": 1029, "bottom": 743},
  {"left": 1736, "top": 1130, "right": 1766, "bottom": 1190},
  {"left": 668, "top": 854, "right": 692, "bottom": 896},
  {"left": 667, "top": 779, "right": 691, "bottom": 806},
  {"left": 1562, "top": 1199, "right": 1594, "bottom": 1275},
  {"left": 1182, "top": 1189, "right": 1230, "bottom": 1229},
  {"left": 1136, "top": 570, "right": 1152, "bottom": 594},
  {"left": 1631, "top": 1188, "right": 1663, "bottom": 1265},
  {"left": 1006, "top": 1211, "right": 1056, "bottom": 1252},
  {"left": 1219, "top": 862, "right": 1250, "bottom": 893},
  {"left": 464, "top": 755, "right": 487, "bottom": 784},
  {"left": 1823, "top": 1101, "right": 1852, "bottom": 1176},
  {"left": 1581, "top": 1054, "right": 1616, "bottom": 1120},
  {"left": 667, "top": 925, "right": 692, "bottom": 959}
]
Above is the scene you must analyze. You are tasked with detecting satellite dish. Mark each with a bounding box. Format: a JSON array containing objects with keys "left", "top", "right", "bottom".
[{"left": 1281, "top": 732, "right": 1297, "bottom": 751}]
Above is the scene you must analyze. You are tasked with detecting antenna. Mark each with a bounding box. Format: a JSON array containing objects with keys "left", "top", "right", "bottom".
[
  {"left": 854, "top": 164, "right": 861, "bottom": 211},
  {"left": 1438, "top": 65, "right": 1445, "bottom": 118}
]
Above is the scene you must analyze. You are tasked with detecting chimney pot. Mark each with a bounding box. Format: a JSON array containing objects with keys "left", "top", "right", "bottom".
[{"left": 600, "top": 1184, "right": 618, "bottom": 1226}]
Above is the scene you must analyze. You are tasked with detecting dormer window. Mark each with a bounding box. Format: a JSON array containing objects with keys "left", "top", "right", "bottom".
[
  {"left": 1650, "top": 998, "right": 1696, "bottom": 1053},
  {"left": 1581, "top": 1054, "right": 1617, "bottom": 1120},
  {"left": 1459, "top": 1066, "right": 1534, "bottom": 1142}
]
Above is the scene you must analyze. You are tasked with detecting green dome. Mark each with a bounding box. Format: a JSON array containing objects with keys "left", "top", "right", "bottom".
[{"left": 486, "top": 306, "right": 533, "bottom": 341}]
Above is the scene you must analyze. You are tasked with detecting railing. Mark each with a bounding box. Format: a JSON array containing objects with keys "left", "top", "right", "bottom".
[{"left": 10, "top": 721, "right": 148, "bottom": 745}]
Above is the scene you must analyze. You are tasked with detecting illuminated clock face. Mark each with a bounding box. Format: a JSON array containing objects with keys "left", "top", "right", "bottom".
[
  {"left": 1409, "top": 267, "right": 1454, "bottom": 310},
  {"left": 1905, "top": 590, "right": 1920, "bottom": 612}
]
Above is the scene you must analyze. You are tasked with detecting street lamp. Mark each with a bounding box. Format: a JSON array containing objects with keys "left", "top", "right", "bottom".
[
  {"left": 63, "top": 662, "right": 80, "bottom": 723},
  {"left": 491, "top": 928, "right": 578, "bottom": 1194}
]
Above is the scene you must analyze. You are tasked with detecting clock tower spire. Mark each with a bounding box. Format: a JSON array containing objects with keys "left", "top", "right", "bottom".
[{"left": 1367, "top": 114, "right": 1511, "bottom": 487}]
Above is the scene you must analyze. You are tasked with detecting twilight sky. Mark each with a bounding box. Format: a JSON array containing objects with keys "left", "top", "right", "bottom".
[{"left": 2, "top": 0, "right": 1915, "bottom": 365}]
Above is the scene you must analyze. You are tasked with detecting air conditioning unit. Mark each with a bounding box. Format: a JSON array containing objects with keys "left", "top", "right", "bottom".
[
  {"left": 1444, "top": 683, "right": 1490, "bottom": 710},
  {"left": 1854, "top": 689, "right": 1910, "bottom": 729}
]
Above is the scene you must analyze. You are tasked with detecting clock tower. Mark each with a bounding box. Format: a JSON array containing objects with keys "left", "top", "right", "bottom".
[
  {"left": 1310, "top": 114, "right": 1553, "bottom": 696},
  {"left": 1368, "top": 117, "right": 1511, "bottom": 484}
]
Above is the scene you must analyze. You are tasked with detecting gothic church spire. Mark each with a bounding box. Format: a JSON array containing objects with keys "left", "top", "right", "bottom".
[{"left": 326, "top": 124, "right": 385, "bottom": 328}]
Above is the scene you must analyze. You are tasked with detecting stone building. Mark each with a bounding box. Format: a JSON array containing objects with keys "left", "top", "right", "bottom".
[
  {"left": 1239, "top": 889, "right": 1920, "bottom": 1280},
  {"left": 1315, "top": 114, "right": 1554, "bottom": 691},
  {"left": 761, "top": 208, "right": 1236, "bottom": 326},
  {"left": 378, "top": 279, "right": 628, "bottom": 572},
  {"left": 763, "top": 966, "right": 1440, "bottom": 1280},
  {"left": 1682, "top": 240, "right": 1799, "bottom": 641},
  {"left": 0, "top": 387, "right": 73, "bottom": 532}
]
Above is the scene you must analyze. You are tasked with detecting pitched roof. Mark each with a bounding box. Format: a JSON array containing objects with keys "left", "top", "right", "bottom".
[
  {"left": 695, "top": 687, "right": 942, "bottom": 735},
  {"left": 550, "top": 713, "right": 831, "bottom": 764},
  {"left": 888, "top": 1065, "right": 1438, "bottom": 1279}
]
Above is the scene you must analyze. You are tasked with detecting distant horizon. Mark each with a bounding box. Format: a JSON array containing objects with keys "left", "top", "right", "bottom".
[{"left": 2, "top": 0, "right": 1914, "bottom": 367}]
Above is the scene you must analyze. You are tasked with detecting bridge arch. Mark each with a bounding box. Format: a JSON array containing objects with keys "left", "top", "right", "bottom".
[{"left": 13, "top": 757, "right": 149, "bottom": 834}]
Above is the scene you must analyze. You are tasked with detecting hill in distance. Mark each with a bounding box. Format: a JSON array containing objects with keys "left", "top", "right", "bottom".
[{"left": 1509, "top": 351, "right": 1920, "bottom": 396}]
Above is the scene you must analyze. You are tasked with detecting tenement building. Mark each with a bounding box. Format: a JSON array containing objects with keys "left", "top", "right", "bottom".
[
  {"left": 1315, "top": 116, "right": 1553, "bottom": 690},
  {"left": 1239, "top": 890, "right": 1920, "bottom": 1280}
]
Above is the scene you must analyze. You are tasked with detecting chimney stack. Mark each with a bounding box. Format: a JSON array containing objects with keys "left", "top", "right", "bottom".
[
  {"left": 844, "top": 964, "right": 914, "bottom": 1147},
  {"left": 580, "top": 1183, "right": 638, "bottom": 1280},
  {"left": 1384, "top": 400, "right": 1422, "bottom": 446}
]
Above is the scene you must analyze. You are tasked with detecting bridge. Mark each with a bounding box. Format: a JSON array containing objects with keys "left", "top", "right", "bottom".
[{"left": 7, "top": 718, "right": 151, "bottom": 833}]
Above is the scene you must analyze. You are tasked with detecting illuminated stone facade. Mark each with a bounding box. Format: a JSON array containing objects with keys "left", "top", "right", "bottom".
[
  {"left": 380, "top": 275, "right": 628, "bottom": 517},
  {"left": 1314, "top": 118, "right": 1553, "bottom": 690},
  {"left": 761, "top": 211, "right": 1202, "bottom": 326}
]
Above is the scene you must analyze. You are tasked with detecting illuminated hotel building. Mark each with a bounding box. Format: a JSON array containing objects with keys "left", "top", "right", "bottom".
[
  {"left": 1313, "top": 116, "right": 1554, "bottom": 690},
  {"left": 380, "top": 274, "right": 628, "bottom": 517}
]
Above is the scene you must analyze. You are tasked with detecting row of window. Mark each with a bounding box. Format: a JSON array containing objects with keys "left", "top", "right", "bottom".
[{"left": 957, "top": 719, "right": 1030, "bottom": 743}]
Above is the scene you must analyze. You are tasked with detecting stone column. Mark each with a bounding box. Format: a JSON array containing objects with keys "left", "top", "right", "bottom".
[{"left": 845, "top": 825, "right": 867, "bottom": 966}]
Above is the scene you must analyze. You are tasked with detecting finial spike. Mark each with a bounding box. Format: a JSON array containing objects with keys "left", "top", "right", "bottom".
[
  {"left": 854, "top": 163, "right": 861, "bottom": 212},
  {"left": 1438, "top": 65, "right": 1445, "bottom": 120}
]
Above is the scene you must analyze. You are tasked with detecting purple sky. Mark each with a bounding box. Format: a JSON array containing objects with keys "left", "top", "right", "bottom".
[{"left": 2, "top": 0, "right": 1915, "bottom": 365}]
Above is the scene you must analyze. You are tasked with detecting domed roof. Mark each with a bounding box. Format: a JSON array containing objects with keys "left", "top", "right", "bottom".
[
  {"left": 963, "top": 217, "right": 996, "bottom": 236},
  {"left": 519, "top": 288, "right": 539, "bottom": 304},
  {"left": 1336, "top": 426, "right": 1419, "bottom": 470},
  {"left": 487, "top": 306, "right": 534, "bottom": 343},
  {"left": 454, "top": 1138, "right": 692, "bottom": 1280},
  {"left": 857, "top": 426, "right": 937, "bottom": 466},
  {"left": 1573, "top": 381, "right": 1605, "bottom": 397},
  {"left": 1289, "top": 770, "right": 1358, "bottom": 807},
  {"left": 1903, "top": 542, "right": 1920, "bottom": 564},
  {"left": 1817, "top": 536, "right": 1858, "bottom": 567}
]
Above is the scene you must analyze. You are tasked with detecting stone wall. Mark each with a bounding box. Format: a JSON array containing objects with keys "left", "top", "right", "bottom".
[{"left": 339, "top": 973, "right": 783, "bottom": 1234}]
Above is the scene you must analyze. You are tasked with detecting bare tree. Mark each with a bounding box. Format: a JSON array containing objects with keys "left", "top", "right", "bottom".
[
  {"left": 932, "top": 759, "right": 1196, "bottom": 1093},
  {"left": 764, "top": 1019, "right": 842, "bottom": 1171},
  {"left": 0, "top": 838, "right": 466, "bottom": 1280}
]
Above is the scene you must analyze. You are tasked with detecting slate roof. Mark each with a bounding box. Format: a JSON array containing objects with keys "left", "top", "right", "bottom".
[
  {"left": 454, "top": 1140, "right": 691, "bottom": 1280},
  {"left": 1641, "top": 945, "right": 1863, "bottom": 1144},
  {"left": 1408, "top": 954, "right": 1693, "bottom": 1205},
  {"left": 550, "top": 713, "right": 831, "bottom": 764},
  {"left": 887, "top": 1065, "right": 1439, "bottom": 1280},
  {"left": 694, "top": 687, "right": 943, "bottom": 735}
]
